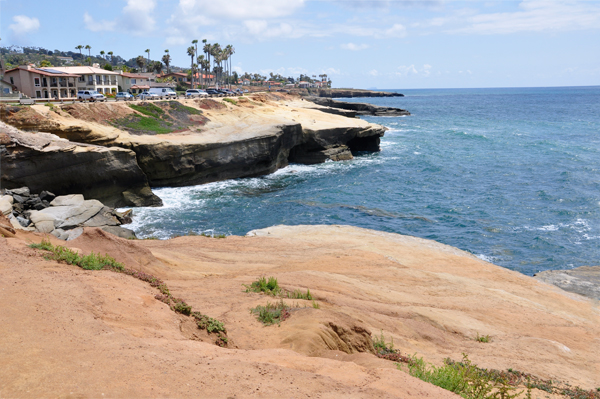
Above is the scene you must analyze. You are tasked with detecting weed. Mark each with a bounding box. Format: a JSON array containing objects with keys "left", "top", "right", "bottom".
[
  {"left": 405, "top": 354, "right": 521, "bottom": 399},
  {"left": 373, "top": 330, "right": 395, "bottom": 355},
  {"left": 244, "top": 276, "right": 281, "bottom": 296},
  {"left": 476, "top": 333, "right": 491, "bottom": 343},
  {"left": 286, "top": 288, "right": 313, "bottom": 300},
  {"left": 121, "top": 115, "right": 172, "bottom": 134},
  {"left": 29, "top": 239, "right": 124, "bottom": 271},
  {"left": 171, "top": 297, "right": 192, "bottom": 316},
  {"left": 193, "top": 312, "right": 226, "bottom": 333},
  {"left": 223, "top": 98, "right": 238, "bottom": 105},
  {"left": 251, "top": 301, "right": 290, "bottom": 326},
  {"left": 312, "top": 300, "right": 320, "bottom": 309}
]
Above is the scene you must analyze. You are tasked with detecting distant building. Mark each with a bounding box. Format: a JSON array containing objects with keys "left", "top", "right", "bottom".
[
  {"left": 45, "top": 66, "right": 119, "bottom": 94},
  {"left": 4, "top": 66, "right": 81, "bottom": 99},
  {"left": 116, "top": 71, "right": 150, "bottom": 94}
]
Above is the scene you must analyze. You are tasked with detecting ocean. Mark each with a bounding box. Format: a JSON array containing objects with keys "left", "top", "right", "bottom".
[{"left": 125, "top": 86, "right": 600, "bottom": 276}]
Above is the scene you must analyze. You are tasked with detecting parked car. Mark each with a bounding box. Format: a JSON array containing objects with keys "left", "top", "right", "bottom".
[
  {"left": 220, "top": 89, "right": 235, "bottom": 96},
  {"left": 185, "top": 89, "right": 208, "bottom": 98},
  {"left": 205, "top": 89, "right": 222, "bottom": 96},
  {"left": 77, "top": 90, "right": 105, "bottom": 102},
  {"left": 137, "top": 91, "right": 160, "bottom": 100},
  {"left": 115, "top": 92, "right": 134, "bottom": 101},
  {"left": 149, "top": 87, "right": 177, "bottom": 99}
]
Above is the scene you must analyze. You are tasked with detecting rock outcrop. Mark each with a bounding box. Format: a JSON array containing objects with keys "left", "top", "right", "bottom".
[
  {"left": 315, "top": 88, "right": 404, "bottom": 98},
  {"left": 1, "top": 187, "right": 136, "bottom": 240},
  {"left": 0, "top": 122, "right": 162, "bottom": 207},
  {"left": 535, "top": 266, "right": 600, "bottom": 300},
  {"left": 306, "top": 97, "right": 411, "bottom": 116},
  {"left": 1, "top": 98, "right": 387, "bottom": 188}
]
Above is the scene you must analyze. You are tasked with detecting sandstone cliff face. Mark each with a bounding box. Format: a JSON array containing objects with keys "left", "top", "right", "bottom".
[
  {"left": 1, "top": 98, "right": 387, "bottom": 189},
  {"left": 0, "top": 123, "right": 161, "bottom": 208}
]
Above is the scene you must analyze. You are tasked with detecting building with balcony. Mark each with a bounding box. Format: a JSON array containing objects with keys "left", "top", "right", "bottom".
[
  {"left": 116, "top": 72, "right": 150, "bottom": 94},
  {"left": 4, "top": 66, "right": 80, "bottom": 99},
  {"left": 49, "top": 66, "right": 119, "bottom": 94}
]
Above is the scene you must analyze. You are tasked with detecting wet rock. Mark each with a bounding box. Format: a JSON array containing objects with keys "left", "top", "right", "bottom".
[{"left": 534, "top": 266, "right": 600, "bottom": 301}]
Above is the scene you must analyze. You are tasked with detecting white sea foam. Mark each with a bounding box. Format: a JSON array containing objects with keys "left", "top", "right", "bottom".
[{"left": 477, "top": 254, "right": 497, "bottom": 263}]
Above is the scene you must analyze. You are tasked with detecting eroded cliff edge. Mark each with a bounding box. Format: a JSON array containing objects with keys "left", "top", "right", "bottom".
[{"left": 0, "top": 94, "right": 387, "bottom": 191}]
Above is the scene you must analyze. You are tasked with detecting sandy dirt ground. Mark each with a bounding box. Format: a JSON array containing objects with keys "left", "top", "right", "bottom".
[{"left": 1, "top": 224, "right": 599, "bottom": 398}]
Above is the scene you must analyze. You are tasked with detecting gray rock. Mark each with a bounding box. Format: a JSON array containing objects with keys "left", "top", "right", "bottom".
[
  {"left": 35, "top": 220, "right": 55, "bottom": 234},
  {"left": 83, "top": 207, "right": 120, "bottom": 227},
  {"left": 9, "top": 187, "right": 30, "bottom": 196},
  {"left": 534, "top": 266, "right": 600, "bottom": 301},
  {"left": 16, "top": 216, "right": 30, "bottom": 227},
  {"left": 12, "top": 194, "right": 26, "bottom": 203},
  {"left": 101, "top": 226, "right": 137, "bottom": 240},
  {"left": 65, "top": 227, "right": 84, "bottom": 241},
  {"left": 40, "top": 199, "right": 103, "bottom": 229},
  {"left": 50, "top": 228, "right": 69, "bottom": 241},
  {"left": 50, "top": 194, "right": 85, "bottom": 207},
  {"left": 39, "top": 191, "right": 56, "bottom": 202}
]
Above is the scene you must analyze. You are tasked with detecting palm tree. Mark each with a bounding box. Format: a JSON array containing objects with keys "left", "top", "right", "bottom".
[
  {"left": 153, "top": 61, "right": 163, "bottom": 75},
  {"left": 201, "top": 59, "right": 210, "bottom": 89},
  {"left": 85, "top": 45, "right": 91, "bottom": 65},
  {"left": 162, "top": 50, "right": 171, "bottom": 74},
  {"left": 107, "top": 51, "right": 114, "bottom": 65},
  {"left": 192, "top": 39, "right": 198, "bottom": 58},
  {"left": 100, "top": 50, "right": 105, "bottom": 60},
  {"left": 210, "top": 43, "right": 221, "bottom": 87},
  {"left": 144, "top": 49, "right": 150, "bottom": 72},
  {"left": 226, "top": 45, "right": 235, "bottom": 89},
  {"left": 197, "top": 55, "right": 205, "bottom": 89},
  {"left": 187, "top": 46, "right": 195, "bottom": 88},
  {"left": 75, "top": 45, "right": 83, "bottom": 61},
  {"left": 203, "top": 40, "right": 211, "bottom": 86},
  {"left": 136, "top": 55, "right": 145, "bottom": 72}
]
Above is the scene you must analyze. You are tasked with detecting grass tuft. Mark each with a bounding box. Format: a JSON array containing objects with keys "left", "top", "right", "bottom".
[
  {"left": 251, "top": 300, "right": 290, "bottom": 326},
  {"left": 129, "top": 103, "right": 165, "bottom": 118},
  {"left": 223, "top": 98, "right": 238, "bottom": 105},
  {"left": 244, "top": 276, "right": 281, "bottom": 296},
  {"left": 475, "top": 333, "right": 491, "bottom": 343},
  {"left": 29, "top": 239, "right": 124, "bottom": 271}
]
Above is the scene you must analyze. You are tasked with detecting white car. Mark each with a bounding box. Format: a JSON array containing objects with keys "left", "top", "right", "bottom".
[
  {"left": 148, "top": 87, "right": 178, "bottom": 99},
  {"left": 77, "top": 90, "right": 105, "bottom": 102},
  {"left": 115, "top": 92, "right": 134, "bottom": 101},
  {"left": 185, "top": 89, "right": 209, "bottom": 98},
  {"left": 137, "top": 92, "right": 160, "bottom": 100}
]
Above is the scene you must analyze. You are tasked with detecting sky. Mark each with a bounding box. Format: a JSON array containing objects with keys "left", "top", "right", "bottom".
[{"left": 1, "top": 0, "right": 599, "bottom": 89}]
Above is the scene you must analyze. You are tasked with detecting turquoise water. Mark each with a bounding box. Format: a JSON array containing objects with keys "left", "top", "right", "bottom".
[{"left": 127, "top": 86, "right": 600, "bottom": 275}]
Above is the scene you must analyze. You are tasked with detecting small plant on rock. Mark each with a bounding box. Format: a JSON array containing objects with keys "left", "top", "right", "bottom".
[
  {"left": 476, "top": 333, "right": 491, "bottom": 343},
  {"left": 244, "top": 276, "right": 281, "bottom": 296}
]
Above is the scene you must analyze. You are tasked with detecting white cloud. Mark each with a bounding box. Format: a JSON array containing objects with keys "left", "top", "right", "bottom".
[
  {"left": 384, "top": 23, "right": 407, "bottom": 38},
  {"left": 368, "top": 69, "right": 379, "bottom": 76},
  {"left": 83, "top": 12, "right": 116, "bottom": 32},
  {"left": 84, "top": 0, "right": 156, "bottom": 35},
  {"left": 341, "top": 43, "right": 369, "bottom": 51},
  {"left": 9, "top": 15, "right": 40, "bottom": 36},
  {"left": 396, "top": 64, "right": 433, "bottom": 77},
  {"left": 323, "top": 67, "right": 341, "bottom": 75},
  {"left": 449, "top": 0, "right": 600, "bottom": 34},
  {"left": 177, "top": 0, "right": 305, "bottom": 20}
]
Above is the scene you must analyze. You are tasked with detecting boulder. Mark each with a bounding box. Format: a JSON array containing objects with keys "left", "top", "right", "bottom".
[
  {"left": 83, "top": 207, "right": 120, "bottom": 227},
  {"left": 40, "top": 199, "right": 103, "bottom": 229},
  {"left": 8, "top": 187, "right": 30, "bottom": 196},
  {"left": 65, "top": 227, "right": 84, "bottom": 241},
  {"left": 50, "top": 194, "right": 85, "bottom": 207},
  {"left": 28, "top": 210, "right": 57, "bottom": 233},
  {"left": 101, "top": 226, "right": 137, "bottom": 240},
  {"left": 0, "top": 197, "right": 12, "bottom": 216},
  {"left": 39, "top": 191, "right": 56, "bottom": 202},
  {"left": 50, "top": 228, "right": 70, "bottom": 241}
]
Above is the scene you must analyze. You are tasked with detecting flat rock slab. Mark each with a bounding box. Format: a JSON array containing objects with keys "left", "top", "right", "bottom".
[
  {"left": 50, "top": 194, "right": 85, "bottom": 207},
  {"left": 39, "top": 199, "right": 103, "bottom": 229},
  {"left": 535, "top": 266, "right": 600, "bottom": 300}
]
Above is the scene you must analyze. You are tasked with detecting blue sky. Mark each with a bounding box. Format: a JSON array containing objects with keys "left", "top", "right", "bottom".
[{"left": 1, "top": 0, "right": 599, "bottom": 89}]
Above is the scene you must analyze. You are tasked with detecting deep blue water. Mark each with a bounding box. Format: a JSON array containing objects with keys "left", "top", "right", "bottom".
[{"left": 126, "top": 86, "right": 600, "bottom": 275}]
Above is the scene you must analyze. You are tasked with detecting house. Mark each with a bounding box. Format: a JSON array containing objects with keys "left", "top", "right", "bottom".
[
  {"left": 4, "top": 65, "right": 81, "bottom": 99},
  {"left": 298, "top": 81, "right": 309, "bottom": 89},
  {"left": 0, "top": 79, "right": 19, "bottom": 98},
  {"left": 44, "top": 66, "right": 119, "bottom": 95},
  {"left": 116, "top": 71, "right": 150, "bottom": 94},
  {"left": 159, "top": 72, "right": 216, "bottom": 88},
  {"left": 159, "top": 72, "right": 189, "bottom": 85},
  {"left": 242, "top": 79, "right": 250, "bottom": 86},
  {"left": 56, "top": 56, "right": 74, "bottom": 65}
]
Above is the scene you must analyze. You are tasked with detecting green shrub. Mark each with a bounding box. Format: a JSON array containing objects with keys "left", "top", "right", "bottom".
[
  {"left": 373, "top": 330, "right": 395, "bottom": 354},
  {"left": 129, "top": 103, "right": 165, "bottom": 118},
  {"left": 244, "top": 276, "right": 281, "bottom": 296},
  {"left": 476, "top": 333, "right": 491, "bottom": 343},
  {"left": 312, "top": 300, "right": 320, "bottom": 309},
  {"left": 171, "top": 298, "right": 192, "bottom": 316},
  {"left": 286, "top": 288, "right": 312, "bottom": 300},
  {"left": 29, "top": 239, "right": 123, "bottom": 271},
  {"left": 193, "top": 312, "right": 226, "bottom": 333},
  {"left": 404, "top": 354, "right": 521, "bottom": 399},
  {"left": 251, "top": 301, "right": 290, "bottom": 326},
  {"left": 223, "top": 98, "right": 237, "bottom": 105}
]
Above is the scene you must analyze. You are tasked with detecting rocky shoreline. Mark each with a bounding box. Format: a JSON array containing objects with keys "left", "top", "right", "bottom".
[
  {"left": 311, "top": 88, "right": 405, "bottom": 98},
  {"left": 306, "top": 96, "right": 411, "bottom": 116}
]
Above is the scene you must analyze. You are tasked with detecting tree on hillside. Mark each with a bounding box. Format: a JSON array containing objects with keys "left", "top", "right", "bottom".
[
  {"left": 85, "top": 45, "right": 91, "bottom": 65},
  {"left": 100, "top": 50, "right": 105, "bottom": 60},
  {"left": 197, "top": 54, "right": 205, "bottom": 88},
  {"left": 152, "top": 60, "right": 163, "bottom": 74},
  {"left": 203, "top": 40, "right": 211, "bottom": 84},
  {"left": 107, "top": 51, "right": 114, "bottom": 65},
  {"left": 75, "top": 45, "right": 83, "bottom": 61},
  {"left": 162, "top": 49, "right": 171, "bottom": 74},
  {"left": 187, "top": 46, "right": 196, "bottom": 88},
  {"left": 145, "top": 49, "right": 150, "bottom": 71},
  {"left": 39, "top": 60, "right": 52, "bottom": 67},
  {"left": 136, "top": 55, "right": 145, "bottom": 71}
]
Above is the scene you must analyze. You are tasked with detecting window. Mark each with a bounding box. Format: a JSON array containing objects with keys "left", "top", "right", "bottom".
[
  {"left": 36, "top": 91, "right": 42, "bottom": 98},
  {"left": 34, "top": 77, "right": 40, "bottom": 87},
  {"left": 131, "top": 79, "right": 136, "bottom": 84},
  {"left": 9, "top": 77, "right": 14, "bottom": 85},
  {"left": 79, "top": 76, "right": 85, "bottom": 82}
]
